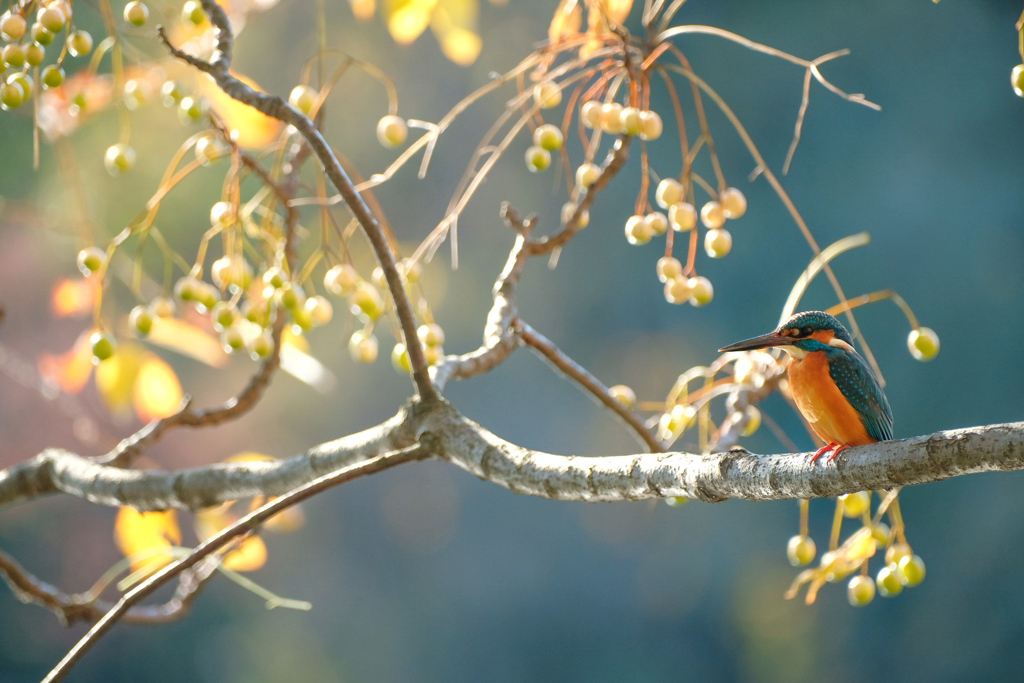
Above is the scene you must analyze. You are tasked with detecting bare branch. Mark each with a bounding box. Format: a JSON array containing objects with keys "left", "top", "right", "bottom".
[
  {"left": 519, "top": 323, "right": 663, "bottom": 453},
  {"left": 43, "top": 441, "right": 432, "bottom": 683}
]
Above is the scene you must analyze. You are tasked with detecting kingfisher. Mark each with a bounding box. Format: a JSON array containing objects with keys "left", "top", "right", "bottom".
[{"left": 719, "top": 311, "right": 893, "bottom": 462}]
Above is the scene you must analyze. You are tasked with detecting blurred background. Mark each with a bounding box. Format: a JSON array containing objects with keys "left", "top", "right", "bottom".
[{"left": 2, "top": 0, "right": 1024, "bottom": 680}]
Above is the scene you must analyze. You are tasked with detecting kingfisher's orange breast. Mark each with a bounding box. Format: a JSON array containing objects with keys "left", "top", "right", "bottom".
[{"left": 788, "top": 351, "right": 873, "bottom": 447}]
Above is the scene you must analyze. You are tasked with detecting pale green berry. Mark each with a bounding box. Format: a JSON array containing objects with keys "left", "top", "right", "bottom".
[
  {"left": 704, "top": 228, "right": 732, "bottom": 258},
  {"left": 741, "top": 405, "right": 761, "bottom": 436},
  {"left": 220, "top": 325, "right": 245, "bottom": 353},
  {"left": 391, "top": 342, "right": 412, "bottom": 374},
  {"left": 885, "top": 542, "right": 913, "bottom": 567},
  {"left": 688, "top": 276, "right": 713, "bottom": 307},
  {"left": 600, "top": 102, "right": 623, "bottom": 133},
  {"left": 161, "top": 80, "right": 184, "bottom": 106},
  {"left": 665, "top": 497, "right": 689, "bottom": 507},
  {"left": 348, "top": 330, "right": 379, "bottom": 363},
  {"left": 370, "top": 266, "right": 387, "bottom": 289},
  {"left": 664, "top": 275, "right": 692, "bottom": 305},
  {"left": 90, "top": 331, "right": 116, "bottom": 363},
  {"left": 129, "top": 305, "right": 153, "bottom": 336},
  {"left": 786, "top": 534, "right": 816, "bottom": 566},
  {"left": 639, "top": 110, "right": 663, "bottom": 140},
  {"left": 417, "top": 323, "right": 445, "bottom": 347},
  {"left": 248, "top": 328, "right": 274, "bottom": 359},
  {"left": 608, "top": 384, "right": 636, "bottom": 408},
  {"left": 847, "top": 574, "right": 876, "bottom": 606},
  {"left": 104, "top": 143, "right": 136, "bottom": 176},
  {"left": 77, "top": 246, "right": 107, "bottom": 275},
  {"left": 533, "top": 123, "right": 563, "bottom": 151},
  {"left": 194, "top": 282, "right": 220, "bottom": 312},
  {"left": 656, "top": 256, "right": 682, "bottom": 283},
  {"left": 174, "top": 275, "right": 201, "bottom": 302},
  {"left": 645, "top": 212, "right": 668, "bottom": 236},
  {"left": 324, "top": 264, "right": 359, "bottom": 296},
  {"left": 124, "top": 0, "right": 149, "bottom": 26},
  {"left": 669, "top": 202, "right": 697, "bottom": 231},
  {"left": 211, "top": 301, "right": 237, "bottom": 331},
  {"left": 1012, "top": 64, "right": 1024, "bottom": 98},
  {"left": 869, "top": 522, "right": 891, "bottom": 548},
  {"left": 178, "top": 95, "right": 205, "bottom": 122},
  {"left": 304, "top": 295, "right": 333, "bottom": 326},
  {"left": 700, "top": 200, "right": 725, "bottom": 229},
  {"left": 67, "top": 30, "right": 93, "bottom": 57},
  {"left": 9, "top": 74, "right": 31, "bottom": 101},
  {"left": 288, "top": 84, "right": 317, "bottom": 116},
  {"left": 580, "top": 100, "right": 602, "bottom": 128},
  {"left": 210, "top": 255, "right": 250, "bottom": 290},
  {"left": 149, "top": 296, "right": 176, "bottom": 318},
  {"left": 897, "top": 554, "right": 926, "bottom": 587},
  {"left": 907, "top": 327, "right": 939, "bottom": 361},
  {"left": 619, "top": 106, "right": 642, "bottom": 136},
  {"left": 399, "top": 259, "right": 422, "bottom": 283},
  {"left": 25, "top": 42, "right": 45, "bottom": 66},
  {"left": 525, "top": 145, "right": 551, "bottom": 173},
  {"left": 655, "top": 178, "right": 683, "bottom": 209},
  {"left": 659, "top": 403, "right": 696, "bottom": 437},
  {"left": 209, "top": 201, "right": 235, "bottom": 227},
  {"left": 533, "top": 81, "right": 561, "bottom": 109},
  {"left": 0, "top": 81, "right": 24, "bottom": 109},
  {"left": 840, "top": 491, "right": 871, "bottom": 518},
  {"left": 575, "top": 162, "right": 600, "bottom": 189},
  {"left": 195, "top": 136, "right": 229, "bottom": 165},
  {"left": 290, "top": 306, "right": 313, "bottom": 333},
  {"left": 2, "top": 43, "right": 25, "bottom": 68},
  {"left": 719, "top": 187, "right": 747, "bottom": 218},
  {"left": 876, "top": 565, "right": 904, "bottom": 597},
  {"left": 376, "top": 114, "right": 408, "bottom": 148},
  {"left": 424, "top": 344, "right": 444, "bottom": 365},
  {"left": 276, "top": 281, "right": 305, "bottom": 311},
  {"left": 349, "top": 281, "right": 384, "bottom": 321},
  {"left": 31, "top": 23, "right": 54, "bottom": 46},
  {"left": 37, "top": 6, "right": 66, "bottom": 33},
  {"left": 262, "top": 266, "right": 286, "bottom": 290},
  {"left": 1, "top": 13, "right": 27, "bottom": 40},
  {"left": 41, "top": 64, "right": 64, "bottom": 89},
  {"left": 624, "top": 215, "right": 653, "bottom": 245},
  {"left": 561, "top": 202, "right": 589, "bottom": 228},
  {"left": 182, "top": 0, "right": 205, "bottom": 24}
]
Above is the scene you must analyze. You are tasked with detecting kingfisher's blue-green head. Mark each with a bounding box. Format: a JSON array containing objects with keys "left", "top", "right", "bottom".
[{"left": 718, "top": 311, "right": 856, "bottom": 357}]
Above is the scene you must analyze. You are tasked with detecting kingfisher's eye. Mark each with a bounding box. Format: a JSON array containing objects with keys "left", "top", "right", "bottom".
[{"left": 801, "top": 326, "right": 813, "bottom": 337}]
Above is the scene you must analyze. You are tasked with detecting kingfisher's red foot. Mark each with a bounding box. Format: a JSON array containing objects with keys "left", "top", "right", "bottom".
[
  {"left": 826, "top": 443, "right": 851, "bottom": 462},
  {"left": 810, "top": 443, "right": 838, "bottom": 463}
]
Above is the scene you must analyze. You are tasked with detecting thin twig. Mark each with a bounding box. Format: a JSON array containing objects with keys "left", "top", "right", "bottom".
[{"left": 42, "top": 441, "right": 432, "bottom": 683}]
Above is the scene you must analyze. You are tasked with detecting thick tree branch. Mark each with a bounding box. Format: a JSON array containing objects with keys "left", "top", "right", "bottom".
[{"left": 4, "top": 400, "right": 1023, "bottom": 509}]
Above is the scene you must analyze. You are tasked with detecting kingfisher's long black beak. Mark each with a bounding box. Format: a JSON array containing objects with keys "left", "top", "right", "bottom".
[{"left": 718, "top": 332, "right": 792, "bottom": 353}]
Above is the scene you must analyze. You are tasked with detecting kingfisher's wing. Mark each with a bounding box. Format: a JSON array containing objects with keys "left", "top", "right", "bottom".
[{"left": 827, "top": 351, "right": 894, "bottom": 442}]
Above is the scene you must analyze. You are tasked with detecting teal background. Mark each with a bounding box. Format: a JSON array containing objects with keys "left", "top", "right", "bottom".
[{"left": 1, "top": 0, "right": 1023, "bottom": 681}]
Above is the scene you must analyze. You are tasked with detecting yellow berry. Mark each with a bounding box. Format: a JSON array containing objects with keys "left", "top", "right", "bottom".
[
  {"left": 305, "top": 295, "right": 333, "bottom": 326},
  {"left": 417, "top": 323, "right": 445, "bottom": 347},
  {"left": 525, "top": 145, "right": 551, "bottom": 172},
  {"left": 534, "top": 81, "right": 562, "bottom": 109},
  {"left": 669, "top": 202, "right": 697, "bottom": 232},
  {"left": 897, "top": 554, "right": 926, "bottom": 587},
  {"left": 645, "top": 212, "right": 668, "bottom": 236},
  {"left": 663, "top": 275, "right": 692, "bottom": 305},
  {"left": 907, "top": 327, "right": 939, "bottom": 361},
  {"left": 324, "top": 264, "right": 360, "bottom": 296},
  {"left": 655, "top": 178, "right": 683, "bottom": 209},
  {"left": 688, "top": 276, "right": 713, "bottom": 307},
  {"left": 703, "top": 228, "right": 732, "bottom": 258},
  {"left": 423, "top": 344, "right": 444, "bottom": 365},
  {"left": 639, "top": 110, "right": 663, "bottom": 140},
  {"left": 0, "top": 80, "right": 24, "bottom": 109},
  {"left": 348, "top": 330, "right": 379, "bottom": 363},
  {"left": 103, "top": 144, "right": 136, "bottom": 176},
  {"left": 885, "top": 542, "right": 913, "bottom": 567},
  {"left": 600, "top": 102, "right": 623, "bottom": 133},
  {"left": 220, "top": 325, "right": 245, "bottom": 353},
  {"left": 664, "top": 496, "right": 688, "bottom": 507},
  {"left": 847, "top": 574, "right": 876, "bottom": 606},
  {"left": 211, "top": 255, "right": 250, "bottom": 290},
  {"left": 376, "top": 115, "right": 408, "bottom": 148},
  {"left": 839, "top": 491, "right": 871, "bottom": 518},
  {"left": 533, "top": 123, "right": 563, "bottom": 151},
  {"left": 399, "top": 259, "right": 422, "bottom": 283},
  {"left": 91, "top": 331, "right": 117, "bottom": 363},
  {"left": 619, "top": 106, "right": 642, "bottom": 136},
  {"left": 561, "top": 202, "right": 589, "bottom": 229},
  {"left": 31, "top": 23, "right": 54, "bottom": 46},
  {"left": 741, "top": 405, "right": 761, "bottom": 436},
  {"left": 876, "top": 565, "right": 904, "bottom": 597},
  {"left": 1012, "top": 64, "right": 1024, "bottom": 98},
  {"left": 719, "top": 187, "right": 747, "bottom": 218},
  {"left": 786, "top": 534, "right": 816, "bottom": 566},
  {"left": 575, "top": 162, "right": 600, "bottom": 189},
  {"left": 276, "top": 281, "right": 305, "bottom": 311},
  {"left": 149, "top": 297, "right": 176, "bottom": 318},
  {"left": 209, "top": 201, "right": 235, "bottom": 227},
  {"left": 391, "top": 342, "right": 412, "bottom": 374},
  {"left": 67, "top": 29, "right": 93, "bottom": 57},
  {"left": 248, "top": 329, "right": 274, "bottom": 359},
  {"left": 608, "top": 384, "right": 636, "bottom": 408},
  {"left": 25, "top": 43, "right": 45, "bottom": 67},
  {"left": 37, "top": 6, "right": 65, "bottom": 33},
  {"left": 182, "top": 0, "right": 205, "bottom": 24},
  {"left": 2, "top": 43, "right": 25, "bottom": 68},
  {"left": 261, "top": 266, "right": 286, "bottom": 291},
  {"left": 349, "top": 281, "right": 384, "bottom": 321},
  {"left": 700, "top": 200, "right": 725, "bottom": 229},
  {"left": 288, "top": 84, "right": 318, "bottom": 116},
  {"left": 77, "top": 246, "right": 107, "bottom": 275},
  {"left": 656, "top": 256, "right": 682, "bottom": 283},
  {"left": 1, "top": 13, "right": 27, "bottom": 40},
  {"left": 195, "top": 136, "right": 229, "bottom": 165},
  {"left": 659, "top": 403, "right": 696, "bottom": 438},
  {"left": 123, "top": 0, "right": 149, "bottom": 26},
  {"left": 129, "top": 305, "right": 153, "bottom": 336},
  {"left": 580, "top": 100, "right": 602, "bottom": 128},
  {"left": 624, "top": 215, "right": 653, "bottom": 245}
]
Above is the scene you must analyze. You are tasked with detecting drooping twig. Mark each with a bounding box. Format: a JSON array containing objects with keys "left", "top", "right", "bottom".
[
  {"left": 156, "top": 1, "right": 438, "bottom": 404},
  {"left": 42, "top": 441, "right": 432, "bottom": 683}
]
